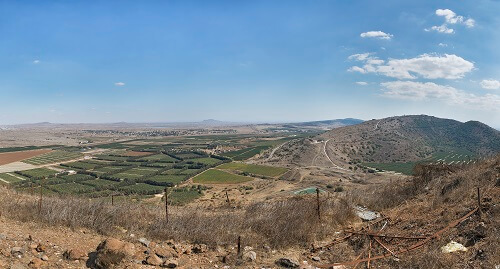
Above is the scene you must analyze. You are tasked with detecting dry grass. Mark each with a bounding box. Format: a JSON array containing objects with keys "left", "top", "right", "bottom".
[{"left": 0, "top": 189, "right": 356, "bottom": 248}]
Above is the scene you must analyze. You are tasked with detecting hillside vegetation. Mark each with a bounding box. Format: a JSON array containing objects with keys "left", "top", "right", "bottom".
[{"left": 262, "top": 115, "right": 500, "bottom": 168}]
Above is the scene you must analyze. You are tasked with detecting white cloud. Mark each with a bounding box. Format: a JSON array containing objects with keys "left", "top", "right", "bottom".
[
  {"left": 380, "top": 81, "right": 500, "bottom": 110},
  {"left": 480, "top": 79, "right": 500, "bottom": 90},
  {"left": 360, "top": 31, "right": 393, "bottom": 40},
  {"left": 348, "top": 66, "right": 367, "bottom": 74},
  {"left": 33, "top": 60, "right": 40, "bottom": 64},
  {"left": 427, "top": 25, "right": 454, "bottom": 34},
  {"left": 348, "top": 53, "right": 373, "bottom": 61},
  {"left": 355, "top": 82, "right": 368, "bottom": 86},
  {"left": 438, "top": 43, "right": 448, "bottom": 47},
  {"left": 427, "top": 9, "right": 475, "bottom": 34},
  {"left": 347, "top": 53, "right": 474, "bottom": 80},
  {"left": 114, "top": 82, "right": 125, "bottom": 86}
]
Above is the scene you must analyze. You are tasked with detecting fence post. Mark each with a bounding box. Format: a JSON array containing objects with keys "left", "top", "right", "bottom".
[
  {"left": 165, "top": 188, "right": 169, "bottom": 223},
  {"left": 316, "top": 188, "right": 321, "bottom": 220},
  {"left": 38, "top": 183, "right": 43, "bottom": 214},
  {"left": 226, "top": 190, "right": 231, "bottom": 207},
  {"left": 477, "top": 187, "right": 481, "bottom": 218},
  {"left": 237, "top": 236, "right": 241, "bottom": 256},
  {"left": 111, "top": 194, "right": 114, "bottom": 206}
]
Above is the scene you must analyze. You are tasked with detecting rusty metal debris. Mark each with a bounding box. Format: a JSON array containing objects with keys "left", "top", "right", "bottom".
[{"left": 316, "top": 206, "right": 479, "bottom": 268}]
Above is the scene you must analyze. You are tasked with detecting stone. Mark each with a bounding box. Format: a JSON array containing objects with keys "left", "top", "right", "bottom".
[
  {"left": 0, "top": 234, "right": 7, "bottom": 240},
  {"left": 36, "top": 243, "right": 47, "bottom": 252},
  {"left": 153, "top": 246, "right": 177, "bottom": 259},
  {"left": 28, "top": 258, "right": 43, "bottom": 269},
  {"left": 29, "top": 243, "right": 38, "bottom": 249},
  {"left": 441, "top": 241, "right": 467, "bottom": 253},
  {"left": 191, "top": 244, "right": 208, "bottom": 254},
  {"left": 275, "top": 257, "right": 300, "bottom": 268},
  {"left": 11, "top": 247, "right": 24, "bottom": 256},
  {"left": 164, "top": 259, "right": 178, "bottom": 268},
  {"left": 312, "top": 256, "right": 321, "bottom": 262},
  {"left": 242, "top": 251, "right": 257, "bottom": 262},
  {"left": 145, "top": 254, "right": 163, "bottom": 266},
  {"left": 94, "top": 238, "right": 136, "bottom": 269},
  {"left": 64, "top": 249, "right": 87, "bottom": 260},
  {"left": 10, "top": 262, "right": 27, "bottom": 269},
  {"left": 138, "top": 237, "right": 150, "bottom": 247},
  {"left": 41, "top": 255, "right": 49, "bottom": 261}
]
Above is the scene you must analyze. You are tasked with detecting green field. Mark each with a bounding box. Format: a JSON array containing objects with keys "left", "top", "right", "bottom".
[
  {"left": 0, "top": 173, "right": 27, "bottom": 183},
  {"left": 146, "top": 174, "right": 186, "bottom": 185},
  {"left": 217, "top": 162, "right": 287, "bottom": 177},
  {"left": 221, "top": 146, "right": 271, "bottom": 161},
  {"left": 186, "top": 157, "right": 223, "bottom": 165},
  {"left": 17, "top": 168, "right": 59, "bottom": 178},
  {"left": 119, "top": 183, "right": 165, "bottom": 194},
  {"left": 23, "top": 150, "right": 82, "bottom": 165},
  {"left": 48, "top": 182, "right": 96, "bottom": 194},
  {"left": 168, "top": 188, "right": 203, "bottom": 205},
  {"left": 64, "top": 161, "right": 102, "bottom": 170},
  {"left": 81, "top": 178, "right": 120, "bottom": 187},
  {"left": 139, "top": 154, "right": 178, "bottom": 162},
  {"left": 363, "top": 149, "right": 477, "bottom": 175},
  {"left": 193, "top": 169, "right": 253, "bottom": 184}
]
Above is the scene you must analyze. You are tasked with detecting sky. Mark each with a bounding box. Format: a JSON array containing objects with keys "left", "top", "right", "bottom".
[{"left": 0, "top": 0, "right": 499, "bottom": 127}]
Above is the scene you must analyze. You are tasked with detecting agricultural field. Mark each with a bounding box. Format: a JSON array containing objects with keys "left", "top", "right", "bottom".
[
  {"left": 4, "top": 133, "right": 299, "bottom": 205},
  {"left": 0, "top": 149, "right": 52, "bottom": 165},
  {"left": 119, "top": 183, "right": 165, "bottom": 194},
  {"left": 23, "top": 150, "right": 82, "bottom": 165},
  {"left": 363, "top": 150, "right": 478, "bottom": 175},
  {"left": 146, "top": 174, "right": 186, "bottom": 185},
  {"left": 48, "top": 182, "right": 96, "bottom": 194},
  {"left": 217, "top": 162, "right": 287, "bottom": 177},
  {"left": 17, "top": 168, "right": 59, "bottom": 179},
  {"left": 0, "top": 172, "right": 27, "bottom": 184},
  {"left": 186, "top": 157, "right": 223, "bottom": 165},
  {"left": 139, "top": 154, "right": 178, "bottom": 162},
  {"left": 193, "top": 169, "right": 253, "bottom": 184}
]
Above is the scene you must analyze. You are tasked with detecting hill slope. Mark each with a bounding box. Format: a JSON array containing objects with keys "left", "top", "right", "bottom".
[{"left": 261, "top": 115, "right": 500, "bottom": 168}]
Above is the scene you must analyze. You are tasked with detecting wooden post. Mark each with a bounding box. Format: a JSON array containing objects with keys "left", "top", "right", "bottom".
[
  {"left": 164, "top": 188, "right": 169, "bottom": 223},
  {"left": 38, "top": 183, "right": 43, "bottom": 214},
  {"left": 477, "top": 187, "right": 481, "bottom": 217},
  {"left": 111, "top": 194, "right": 114, "bottom": 206},
  {"left": 316, "top": 188, "right": 321, "bottom": 220},
  {"left": 225, "top": 190, "right": 230, "bottom": 207},
  {"left": 237, "top": 236, "right": 241, "bottom": 256}
]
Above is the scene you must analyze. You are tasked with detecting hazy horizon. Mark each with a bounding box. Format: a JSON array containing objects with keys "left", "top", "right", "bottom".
[{"left": 1, "top": 1, "right": 499, "bottom": 127}]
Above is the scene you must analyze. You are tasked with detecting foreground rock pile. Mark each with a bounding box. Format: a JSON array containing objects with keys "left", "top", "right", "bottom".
[{"left": 0, "top": 230, "right": 327, "bottom": 268}]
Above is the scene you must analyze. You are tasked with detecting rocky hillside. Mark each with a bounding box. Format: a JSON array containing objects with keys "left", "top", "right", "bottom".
[{"left": 261, "top": 115, "right": 500, "bottom": 167}]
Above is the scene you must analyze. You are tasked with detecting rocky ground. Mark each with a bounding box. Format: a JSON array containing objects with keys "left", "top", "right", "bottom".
[{"left": 0, "top": 216, "right": 331, "bottom": 269}]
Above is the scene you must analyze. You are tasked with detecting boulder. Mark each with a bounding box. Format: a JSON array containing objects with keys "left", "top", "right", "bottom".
[
  {"left": 164, "top": 259, "right": 178, "bottom": 268},
  {"left": 35, "top": 243, "right": 47, "bottom": 253},
  {"left": 191, "top": 244, "right": 208, "bottom": 254},
  {"left": 28, "top": 258, "right": 43, "bottom": 269},
  {"left": 153, "top": 246, "right": 177, "bottom": 259},
  {"left": 138, "top": 237, "right": 151, "bottom": 247},
  {"left": 242, "top": 251, "right": 257, "bottom": 262},
  {"left": 94, "top": 238, "right": 135, "bottom": 269},
  {"left": 11, "top": 247, "right": 24, "bottom": 256},
  {"left": 64, "top": 249, "right": 87, "bottom": 260},
  {"left": 41, "top": 255, "right": 49, "bottom": 261},
  {"left": 276, "top": 257, "right": 300, "bottom": 268},
  {"left": 145, "top": 254, "right": 163, "bottom": 266}
]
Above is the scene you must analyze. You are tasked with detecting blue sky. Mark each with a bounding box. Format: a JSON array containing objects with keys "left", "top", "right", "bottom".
[{"left": 0, "top": 0, "right": 499, "bottom": 127}]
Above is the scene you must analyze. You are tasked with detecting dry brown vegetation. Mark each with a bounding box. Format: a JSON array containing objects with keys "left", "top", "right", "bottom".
[{"left": 0, "top": 189, "right": 356, "bottom": 248}]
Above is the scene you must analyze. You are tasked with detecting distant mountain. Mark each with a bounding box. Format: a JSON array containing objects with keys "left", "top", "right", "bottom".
[
  {"left": 290, "top": 118, "right": 364, "bottom": 128},
  {"left": 283, "top": 118, "right": 363, "bottom": 130},
  {"left": 260, "top": 115, "right": 500, "bottom": 167}
]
